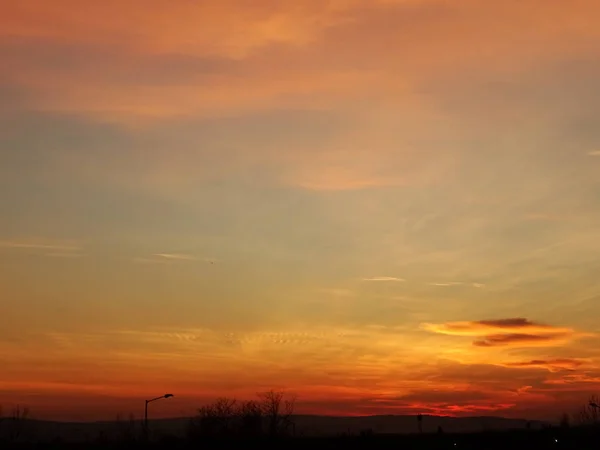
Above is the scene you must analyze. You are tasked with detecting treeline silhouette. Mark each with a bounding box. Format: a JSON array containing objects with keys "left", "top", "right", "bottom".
[
  {"left": 187, "top": 390, "right": 296, "bottom": 439},
  {"left": 1, "top": 393, "right": 599, "bottom": 449}
]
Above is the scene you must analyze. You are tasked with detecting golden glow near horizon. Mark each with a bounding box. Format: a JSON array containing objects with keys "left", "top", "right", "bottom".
[{"left": 1, "top": 0, "right": 600, "bottom": 421}]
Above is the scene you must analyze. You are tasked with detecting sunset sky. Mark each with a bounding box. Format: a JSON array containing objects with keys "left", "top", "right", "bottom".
[{"left": 1, "top": 0, "right": 600, "bottom": 422}]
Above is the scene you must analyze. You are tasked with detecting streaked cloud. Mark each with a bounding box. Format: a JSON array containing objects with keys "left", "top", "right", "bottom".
[
  {"left": 287, "top": 171, "right": 407, "bottom": 191},
  {"left": 429, "top": 282, "right": 485, "bottom": 288},
  {"left": 44, "top": 252, "right": 83, "bottom": 258},
  {"left": 318, "top": 288, "right": 356, "bottom": 298},
  {"left": 4, "top": 324, "right": 597, "bottom": 420},
  {"left": 472, "top": 333, "right": 568, "bottom": 348},
  {"left": 132, "top": 253, "right": 213, "bottom": 264},
  {"left": 132, "top": 257, "right": 171, "bottom": 265},
  {"left": 423, "top": 318, "right": 580, "bottom": 348},
  {"left": 153, "top": 253, "right": 198, "bottom": 261},
  {"left": 523, "top": 213, "right": 569, "bottom": 222},
  {"left": 588, "top": 150, "right": 600, "bottom": 156},
  {"left": 422, "top": 318, "right": 572, "bottom": 337},
  {"left": 503, "top": 359, "right": 585, "bottom": 372},
  {"left": 0, "top": 239, "right": 84, "bottom": 260},
  {"left": 362, "top": 276, "right": 405, "bottom": 282},
  {"left": 0, "top": 239, "right": 81, "bottom": 252}
]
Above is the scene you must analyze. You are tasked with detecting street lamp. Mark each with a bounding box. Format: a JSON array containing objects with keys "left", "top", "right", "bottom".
[{"left": 144, "top": 394, "right": 174, "bottom": 438}]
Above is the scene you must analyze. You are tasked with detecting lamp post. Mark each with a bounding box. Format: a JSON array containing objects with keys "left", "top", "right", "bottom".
[{"left": 144, "top": 394, "right": 174, "bottom": 439}]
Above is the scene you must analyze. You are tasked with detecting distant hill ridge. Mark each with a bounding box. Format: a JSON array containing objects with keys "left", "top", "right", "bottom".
[{"left": 14, "top": 415, "right": 547, "bottom": 441}]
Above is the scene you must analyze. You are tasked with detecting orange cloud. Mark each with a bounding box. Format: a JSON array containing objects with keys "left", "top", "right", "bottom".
[
  {"left": 543, "top": 373, "right": 600, "bottom": 386},
  {"left": 2, "top": 0, "right": 599, "bottom": 122},
  {"left": 423, "top": 318, "right": 578, "bottom": 348},
  {"left": 423, "top": 318, "right": 571, "bottom": 336},
  {"left": 2, "top": 0, "right": 598, "bottom": 199},
  {"left": 504, "top": 359, "right": 585, "bottom": 372},
  {"left": 1, "top": 1, "right": 336, "bottom": 58},
  {"left": 472, "top": 334, "right": 568, "bottom": 348}
]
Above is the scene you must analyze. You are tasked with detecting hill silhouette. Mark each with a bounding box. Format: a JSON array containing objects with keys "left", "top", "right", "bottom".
[{"left": 16, "top": 414, "right": 545, "bottom": 442}]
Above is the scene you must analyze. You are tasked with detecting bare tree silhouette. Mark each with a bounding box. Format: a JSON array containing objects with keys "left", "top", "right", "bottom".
[
  {"left": 237, "top": 400, "right": 263, "bottom": 437},
  {"left": 188, "top": 391, "right": 296, "bottom": 440},
  {"left": 192, "top": 397, "right": 237, "bottom": 437},
  {"left": 1, "top": 405, "right": 30, "bottom": 442},
  {"left": 258, "top": 390, "right": 296, "bottom": 437},
  {"left": 116, "top": 413, "right": 138, "bottom": 442},
  {"left": 578, "top": 395, "right": 600, "bottom": 425}
]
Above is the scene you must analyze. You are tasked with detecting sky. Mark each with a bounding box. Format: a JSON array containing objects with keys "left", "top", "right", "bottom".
[{"left": 1, "top": 0, "right": 600, "bottom": 422}]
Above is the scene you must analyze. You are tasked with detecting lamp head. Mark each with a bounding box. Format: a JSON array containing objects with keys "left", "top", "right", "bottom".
[{"left": 164, "top": 394, "right": 174, "bottom": 399}]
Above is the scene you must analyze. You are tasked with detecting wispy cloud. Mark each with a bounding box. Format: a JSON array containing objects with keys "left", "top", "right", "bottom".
[
  {"left": 132, "top": 257, "right": 171, "bottom": 265},
  {"left": 44, "top": 252, "right": 83, "bottom": 258},
  {"left": 429, "top": 281, "right": 485, "bottom": 288},
  {"left": 524, "top": 213, "right": 569, "bottom": 222},
  {"left": 503, "top": 359, "right": 585, "bottom": 372},
  {"left": 288, "top": 172, "right": 407, "bottom": 191},
  {"left": 543, "top": 373, "right": 600, "bottom": 385},
  {"left": 153, "top": 253, "right": 198, "bottom": 261},
  {"left": 0, "top": 240, "right": 81, "bottom": 252},
  {"left": 319, "top": 288, "right": 356, "bottom": 297},
  {"left": 134, "top": 253, "right": 214, "bottom": 264},
  {"left": 362, "top": 277, "right": 405, "bottom": 282},
  {"left": 587, "top": 150, "right": 600, "bottom": 156},
  {"left": 0, "top": 240, "right": 83, "bottom": 259}
]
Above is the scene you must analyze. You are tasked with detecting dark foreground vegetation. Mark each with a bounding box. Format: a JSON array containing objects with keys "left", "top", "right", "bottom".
[{"left": 2, "top": 393, "right": 599, "bottom": 449}]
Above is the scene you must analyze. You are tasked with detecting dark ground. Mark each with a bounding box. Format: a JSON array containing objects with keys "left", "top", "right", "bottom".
[
  {"left": 2, "top": 427, "right": 600, "bottom": 450},
  {"left": 0, "top": 414, "right": 546, "bottom": 442}
]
